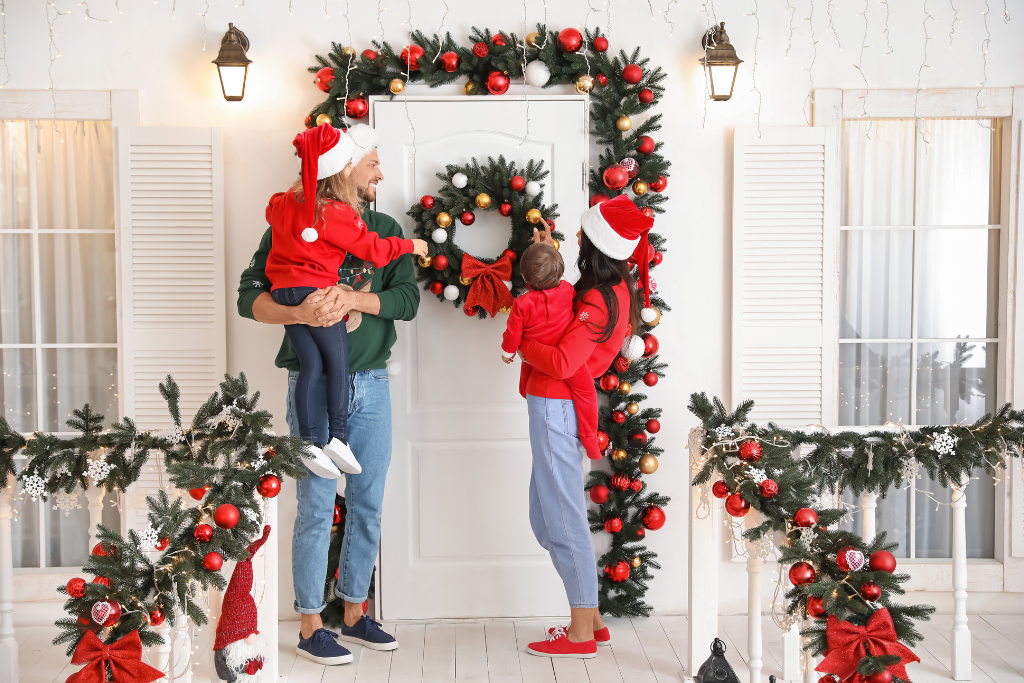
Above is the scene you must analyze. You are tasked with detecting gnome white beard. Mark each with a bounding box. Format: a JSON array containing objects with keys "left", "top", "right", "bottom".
[{"left": 221, "top": 634, "right": 268, "bottom": 683}]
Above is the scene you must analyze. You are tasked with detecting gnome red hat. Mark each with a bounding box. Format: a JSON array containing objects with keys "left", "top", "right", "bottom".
[
  {"left": 580, "top": 194, "right": 657, "bottom": 305},
  {"left": 293, "top": 124, "right": 356, "bottom": 228},
  {"left": 214, "top": 525, "right": 271, "bottom": 652}
]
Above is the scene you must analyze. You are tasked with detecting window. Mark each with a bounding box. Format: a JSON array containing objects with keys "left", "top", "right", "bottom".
[
  {"left": 837, "top": 118, "right": 1000, "bottom": 559},
  {"left": 0, "top": 120, "right": 120, "bottom": 568}
]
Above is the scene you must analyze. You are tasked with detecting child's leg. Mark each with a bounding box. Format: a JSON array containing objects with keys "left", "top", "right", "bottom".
[
  {"left": 566, "top": 367, "right": 600, "bottom": 460},
  {"left": 281, "top": 322, "right": 325, "bottom": 443},
  {"left": 307, "top": 322, "right": 350, "bottom": 444}
]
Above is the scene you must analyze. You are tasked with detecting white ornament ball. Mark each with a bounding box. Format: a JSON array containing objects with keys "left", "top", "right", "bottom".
[
  {"left": 301, "top": 227, "right": 319, "bottom": 243},
  {"left": 431, "top": 228, "right": 448, "bottom": 243},
  {"left": 621, "top": 334, "right": 645, "bottom": 361},
  {"left": 641, "top": 307, "right": 658, "bottom": 323},
  {"left": 525, "top": 181, "right": 541, "bottom": 198},
  {"left": 452, "top": 173, "right": 468, "bottom": 189},
  {"left": 524, "top": 60, "right": 551, "bottom": 86},
  {"left": 443, "top": 284, "right": 460, "bottom": 300}
]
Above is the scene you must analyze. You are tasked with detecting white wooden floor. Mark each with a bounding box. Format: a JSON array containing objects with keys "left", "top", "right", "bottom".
[{"left": 15, "top": 614, "right": 1024, "bottom": 683}]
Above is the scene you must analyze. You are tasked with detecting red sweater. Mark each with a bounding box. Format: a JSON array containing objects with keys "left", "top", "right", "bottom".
[
  {"left": 502, "top": 280, "right": 577, "bottom": 355},
  {"left": 519, "top": 280, "right": 632, "bottom": 399},
  {"left": 265, "top": 191, "right": 414, "bottom": 290}
]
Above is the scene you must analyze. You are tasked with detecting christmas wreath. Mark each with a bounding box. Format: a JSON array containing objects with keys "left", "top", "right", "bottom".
[{"left": 408, "top": 156, "right": 562, "bottom": 318}]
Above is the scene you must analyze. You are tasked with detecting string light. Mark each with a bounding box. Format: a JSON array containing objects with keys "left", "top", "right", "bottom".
[
  {"left": 431, "top": 1, "right": 449, "bottom": 60},
  {"left": 880, "top": 0, "right": 893, "bottom": 54},
  {"left": 803, "top": 0, "right": 819, "bottom": 126},
  {"left": 948, "top": 0, "right": 960, "bottom": 47},
  {"left": 748, "top": 0, "right": 761, "bottom": 137},
  {"left": 45, "top": 1, "right": 68, "bottom": 142},
  {"left": 912, "top": 0, "right": 936, "bottom": 143},
  {"left": 663, "top": 0, "right": 678, "bottom": 35},
  {"left": 785, "top": 0, "right": 796, "bottom": 57},
  {"left": 853, "top": 0, "right": 871, "bottom": 123},
  {"left": 79, "top": 0, "right": 110, "bottom": 22},
  {"left": 977, "top": 0, "right": 991, "bottom": 122},
  {"left": 199, "top": 0, "right": 210, "bottom": 50},
  {"left": 826, "top": 0, "right": 842, "bottom": 50},
  {"left": 1001, "top": 0, "right": 1010, "bottom": 22}
]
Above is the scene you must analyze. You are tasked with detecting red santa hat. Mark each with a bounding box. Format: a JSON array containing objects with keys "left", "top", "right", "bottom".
[
  {"left": 214, "top": 525, "right": 271, "bottom": 652},
  {"left": 346, "top": 123, "right": 380, "bottom": 166},
  {"left": 580, "top": 194, "right": 656, "bottom": 306},
  {"left": 293, "top": 124, "right": 356, "bottom": 228}
]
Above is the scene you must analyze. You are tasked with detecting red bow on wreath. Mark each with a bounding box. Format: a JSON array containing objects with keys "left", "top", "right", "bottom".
[
  {"left": 462, "top": 253, "right": 514, "bottom": 317},
  {"left": 815, "top": 608, "right": 920, "bottom": 682},
  {"left": 66, "top": 629, "right": 164, "bottom": 683}
]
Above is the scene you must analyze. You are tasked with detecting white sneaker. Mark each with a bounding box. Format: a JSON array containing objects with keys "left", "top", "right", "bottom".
[
  {"left": 324, "top": 438, "right": 362, "bottom": 474},
  {"left": 302, "top": 443, "right": 342, "bottom": 479}
]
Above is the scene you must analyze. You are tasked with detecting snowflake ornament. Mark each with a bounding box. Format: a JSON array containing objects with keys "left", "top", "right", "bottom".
[
  {"left": 932, "top": 429, "right": 958, "bottom": 456},
  {"left": 22, "top": 475, "right": 46, "bottom": 501},
  {"left": 748, "top": 468, "right": 767, "bottom": 484},
  {"left": 169, "top": 424, "right": 185, "bottom": 444},
  {"left": 125, "top": 488, "right": 148, "bottom": 511},
  {"left": 243, "top": 506, "right": 261, "bottom": 523},
  {"left": 52, "top": 490, "right": 81, "bottom": 516},
  {"left": 139, "top": 525, "right": 159, "bottom": 549},
  {"left": 714, "top": 425, "right": 734, "bottom": 442},
  {"left": 799, "top": 527, "right": 815, "bottom": 551},
  {"left": 899, "top": 458, "right": 921, "bottom": 488},
  {"left": 250, "top": 455, "right": 267, "bottom": 472},
  {"left": 54, "top": 463, "right": 70, "bottom": 478},
  {"left": 86, "top": 459, "right": 113, "bottom": 486}
]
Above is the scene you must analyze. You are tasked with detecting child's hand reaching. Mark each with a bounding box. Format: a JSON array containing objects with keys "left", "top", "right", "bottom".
[
  {"left": 411, "top": 239, "right": 429, "bottom": 257},
  {"left": 501, "top": 354, "right": 514, "bottom": 364}
]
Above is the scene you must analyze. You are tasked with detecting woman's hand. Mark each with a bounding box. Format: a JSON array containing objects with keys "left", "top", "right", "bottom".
[
  {"left": 411, "top": 239, "right": 430, "bottom": 257},
  {"left": 532, "top": 218, "right": 556, "bottom": 247}
]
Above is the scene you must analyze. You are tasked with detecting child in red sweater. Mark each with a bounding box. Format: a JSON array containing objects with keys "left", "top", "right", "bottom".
[
  {"left": 267, "top": 124, "right": 427, "bottom": 477},
  {"left": 501, "top": 244, "right": 600, "bottom": 460}
]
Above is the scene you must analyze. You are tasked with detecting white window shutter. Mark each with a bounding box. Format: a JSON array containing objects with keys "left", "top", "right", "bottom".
[
  {"left": 732, "top": 127, "right": 839, "bottom": 428},
  {"left": 114, "top": 126, "right": 225, "bottom": 528}
]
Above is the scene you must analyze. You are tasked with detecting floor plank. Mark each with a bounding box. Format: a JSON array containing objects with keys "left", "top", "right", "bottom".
[
  {"left": 290, "top": 639, "right": 330, "bottom": 683},
  {"left": 603, "top": 617, "right": 657, "bottom": 683},
  {"left": 631, "top": 616, "right": 684, "bottom": 683},
  {"left": 454, "top": 622, "right": 488, "bottom": 683},
  {"left": 930, "top": 615, "right": 1020, "bottom": 683},
  {"left": 544, "top": 620, "right": 589, "bottom": 683},
  {"left": 278, "top": 620, "right": 300, "bottom": 681},
  {"left": 354, "top": 622, "right": 395, "bottom": 683},
  {"left": 759, "top": 617, "right": 791, "bottom": 683},
  {"left": 20, "top": 641, "right": 72, "bottom": 683},
  {"left": 656, "top": 615, "right": 689, "bottom": 677},
  {"left": 388, "top": 622, "right": 426, "bottom": 683},
  {"left": 915, "top": 620, "right": 995, "bottom": 683},
  {"left": 512, "top": 621, "right": 556, "bottom": 683},
  {"left": 421, "top": 622, "right": 456, "bottom": 683},
  {"left": 714, "top": 620, "right": 749, "bottom": 683},
  {"left": 484, "top": 621, "right": 523, "bottom": 683},
  {"left": 970, "top": 616, "right": 1024, "bottom": 679}
]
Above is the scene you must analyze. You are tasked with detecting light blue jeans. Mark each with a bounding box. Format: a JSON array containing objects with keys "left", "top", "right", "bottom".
[
  {"left": 526, "top": 394, "right": 599, "bottom": 609},
  {"left": 287, "top": 368, "right": 392, "bottom": 613}
]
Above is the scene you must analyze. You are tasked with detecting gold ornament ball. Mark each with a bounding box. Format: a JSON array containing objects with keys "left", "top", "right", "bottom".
[
  {"left": 639, "top": 453, "right": 659, "bottom": 474},
  {"left": 315, "top": 113, "right": 333, "bottom": 127},
  {"left": 552, "top": 239, "right": 560, "bottom": 250},
  {"left": 418, "top": 255, "right": 432, "bottom": 268},
  {"left": 632, "top": 180, "right": 648, "bottom": 196},
  {"left": 436, "top": 212, "right": 452, "bottom": 228},
  {"left": 618, "top": 381, "right": 632, "bottom": 395},
  {"left": 465, "top": 81, "right": 477, "bottom": 96},
  {"left": 499, "top": 305, "right": 512, "bottom": 314},
  {"left": 575, "top": 75, "right": 594, "bottom": 94},
  {"left": 389, "top": 78, "right": 406, "bottom": 94},
  {"left": 475, "top": 193, "right": 492, "bottom": 209},
  {"left": 631, "top": 556, "right": 642, "bottom": 568},
  {"left": 612, "top": 448, "right": 628, "bottom": 462},
  {"left": 616, "top": 116, "right": 633, "bottom": 131},
  {"left": 626, "top": 401, "right": 640, "bottom": 415},
  {"left": 645, "top": 307, "right": 662, "bottom": 326},
  {"left": 526, "top": 31, "right": 541, "bottom": 47},
  {"left": 526, "top": 208, "right": 543, "bottom": 224},
  {"left": 341, "top": 46, "right": 356, "bottom": 56},
  {"left": 459, "top": 275, "right": 474, "bottom": 286}
]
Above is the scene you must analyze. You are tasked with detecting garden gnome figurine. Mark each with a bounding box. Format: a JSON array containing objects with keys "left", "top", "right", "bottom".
[{"left": 213, "top": 525, "right": 271, "bottom": 682}]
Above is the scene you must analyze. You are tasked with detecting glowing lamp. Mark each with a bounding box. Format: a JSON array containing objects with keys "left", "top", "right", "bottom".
[
  {"left": 699, "top": 22, "right": 742, "bottom": 102},
  {"left": 212, "top": 24, "right": 252, "bottom": 101}
]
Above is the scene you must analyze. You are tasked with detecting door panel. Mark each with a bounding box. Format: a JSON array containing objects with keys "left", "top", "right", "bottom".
[{"left": 373, "top": 97, "right": 589, "bottom": 618}]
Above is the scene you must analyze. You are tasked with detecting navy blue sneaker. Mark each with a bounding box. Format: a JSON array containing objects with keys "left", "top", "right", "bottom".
[
  {"left": 296, "top": 628, "right": 353, "bottom": 665},
  {"left": 338, "top": 615, "right": 399, "bottom": 651}
]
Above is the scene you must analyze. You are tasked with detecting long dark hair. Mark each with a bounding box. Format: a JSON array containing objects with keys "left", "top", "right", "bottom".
[{"left": 574, "top": 232, "right": 642, "bottom": 343}]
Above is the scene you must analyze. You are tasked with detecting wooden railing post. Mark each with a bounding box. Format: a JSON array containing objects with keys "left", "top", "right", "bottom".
[
  {"left": 0, "top": 487, "right": 17, "bottom": 682},
  {"left": 782, "top": 619, "right": 800, "bottom": 680},
  {"left": 85, "top": 487, "right": 105, "bottom": 550},
  {"left": 687, "top": 428, "right": 719, "bottom": 678},
  {"left": 744, "top": 511, "right": 763, "bottom": 683},
  {"left": 861, "top": 491, "right": 876, "bottom": 541},
  {"left": 950, "top": 483, "right": 971, "bottom": 680}
]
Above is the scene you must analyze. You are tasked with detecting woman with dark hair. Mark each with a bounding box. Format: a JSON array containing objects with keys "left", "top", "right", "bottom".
[{"left": 520, "top": 195, "right": 653, "bottom": 659}]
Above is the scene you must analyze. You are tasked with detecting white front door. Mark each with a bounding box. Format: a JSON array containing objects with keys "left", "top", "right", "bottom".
[{"left": 372, "top": 96, "right": 589, "bottom": 619}]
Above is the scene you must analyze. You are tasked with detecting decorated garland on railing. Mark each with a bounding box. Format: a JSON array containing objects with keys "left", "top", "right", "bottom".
[
  {"left": 689, "top": 393, "right": 1024, "bottom": 683},
  {"left": 311, "top": 25, "right": 672, "bottom": 616}
]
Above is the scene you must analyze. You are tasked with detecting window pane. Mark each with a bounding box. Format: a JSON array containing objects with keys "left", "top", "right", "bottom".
[
  {"left": 915, "top": 468, "right": 994, "bottom": 558},
  {"left": 34, "top": 121, "right": 115, "bottom": 231},
  {"left": 13, "top": 462, "right": 40, "bottom": 568},
  {"left": 916, "top": 342, "right": 995, "bottom": 426},
  {"left": 0, "top": 232, "right": 34, "bottom": 344},
  {"left": 42, "top": 348, "right": 118, "bottom": 432},
  {"left": 917, "top": 228, "right": 997, "bottom": 339},
  {"left": 1, "top": 348, "right": 35, "bottom": 432},
  {"left": 839, "top": 343, "right": 911, "bottom": 426},
  {"left": 840, "top": 230, "right": 913, "bottom": 338},
  {"left": 47, "top": 490, "right": 90, "bottom": 567},
  {"left": 0, "top": 120, "right": 31, "bottom": 231},
  {"left": 39, "top": 233, "right": 117, "bottom": 344},
  {"left": 842, "top": 119, "right": 916, "bottom": 226},
  {"left": 916, "top": 119, "right": 994, "bottom": 226},
  {"left": 837, "top": 488, "right": 910, "bottom": 558}
]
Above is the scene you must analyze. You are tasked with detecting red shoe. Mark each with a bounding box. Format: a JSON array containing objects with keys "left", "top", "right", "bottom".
[
  {"left": 547, "top": 625, "right": 611, "bottom": 646},
  {"left": 528, "top": 627, "right": 597, "bottom": 659}
]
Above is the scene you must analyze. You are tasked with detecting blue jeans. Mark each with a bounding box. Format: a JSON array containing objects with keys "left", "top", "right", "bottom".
[
  {"left": 526, "top": 394, "right": 598, "bottom": 609},
  {"left": 273, "top": 286, "right": 350, "bottom": 444},
  {"left": 288, "top": 368, "right": 393, "bottom": 612}
]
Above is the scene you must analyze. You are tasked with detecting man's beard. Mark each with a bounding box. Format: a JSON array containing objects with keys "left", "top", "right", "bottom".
[{"left": 358, "top": 184, "right": 376, "bottom": 202}]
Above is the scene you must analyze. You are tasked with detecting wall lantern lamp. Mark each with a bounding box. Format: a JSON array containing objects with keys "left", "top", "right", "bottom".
[
  {"left": 699, "top": 22, "right": 743, "bottom": 102},
  {"left": 212, "top": 23, "right": 252, "bottom": 101}
]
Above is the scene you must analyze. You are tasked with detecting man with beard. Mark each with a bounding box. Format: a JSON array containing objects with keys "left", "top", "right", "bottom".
[{"left": 236, "top": 124, "right": 417, "bottom": 664}]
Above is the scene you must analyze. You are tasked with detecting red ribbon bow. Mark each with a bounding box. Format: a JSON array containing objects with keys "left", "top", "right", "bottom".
[
  {"left": 815, "top": 608, "right": 920, "bottom": 682},
  {"left": 461, "top": 253, "right": 514, "bottom": 317},
  {"left": 67, "top": 630, "right": 164, "bottom": 683}
]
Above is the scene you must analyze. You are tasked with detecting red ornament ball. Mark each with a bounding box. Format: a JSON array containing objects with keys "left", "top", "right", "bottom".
[
  {"left": 491, "top": 34, "right": 507, "bottom": 46},
  {"left": 636, "top": 527, "right": 645, "bottom": 538},
  {"left": 148, "top": 607, "right": 165, "bottom": 626},
  {"left": 836, "top": 546, "right": 866, "bottom": 572},
  {"left": 510, "top": 175, "right": 526, "bottom": 192},
  {"left": 642, "top": 372, "right": 659, "bottom": 387},
  {"left": 604, "top": 517, "right": 623, "bottom": 533},
  {"left": 619, "top": 157, "right": 639, "bottom": 178},
  {"left": 92, "top": 542, "right": 113, "bottom": 557},
  {"left": 642, "top": 505, "right": 666, "bottom": 530},
  {"left": 400, "top": 44, "right": 425, "bottom": 70},
  {"left": 203, "top": 551, "right": 224, "bottom": 572},
  {"left": 610, "top": 473, "right": 630, "bottom": 491},
  {"left": 361, "top": 49, "right": 378, "bottom": 61},
  {"left": 612, "top": 410, "right": 626, "bottom": 424},
  {"left": 596, "top": 73, "right": 609, "bottom": 87},
  {"left": 789, "top": 561, "right": 816, "bottom": 585},
  {"left": 613, "top": 356, "right": 630, "bottom": 373},
  {"left": 642, "top": 333, "right": 659, "bottom": 358},
  {"left": 188, "top": 486, "right": 209, "bottom": 501},
  {"left": 66, "top": 578, "right": 87, "bottom": 599},
  {"left": 646, "top": 418, "right": 661, "bottom": 433},
  {"left": 630, "top": 478, "right": 643, "bottom": 492},
  {"left": 759, "top": 479, "right": 779, "bottom": 498},
  {"left": 264, "top": 448, "right": 276, "bottom": 458},
  {"left": 258, "top": 473, "right": 281, "bottom": 498},
  {"left": 315, "top": 67, "right": 335, "bottom": 92},
  {"left": 807, "top": 596, "right": 827, "bottom": 619},
  {"left": 622, "top": 64, "right": 643, "bottom": 84},
  {"left": 869, "top": 671, "right": 893, "bottom": 683},
  {"left": 793, "top": 508, "right": 818, "bottom": 528},
  {"left": 501, "top": 248, "right": 517, "bottom": 262},
  {"left": 630, "top": 431, "right": 648, "bottom": 446},
  {"left": 860, "top": 581, "right": 882, "bottom": 601},
  {"left": 440, "top": 51, "right": 460, "bottom": 73},
  {"left": 463, "top": 305, "right": 478, "bottom": 317},
  {"left": 739, "top": 440, "right": 763, "bottom": 462},
  {"left": 604, "top": 560, "right": 630, "bottom": 583},
  {"left": 557, "top": 28, "right": 583, "bottom": 53},
  {"left": 590, "top": 193, "right": 610, "bottom": 206},
  {"left": 638, "top": 88, "right": 654, "bottom": 104},
  {"left": 345, "top": 96, "right": 369, "bottom": 119},
  {"left": 590, "top": 484, "right": 610, "bottom": 504},
  {"left": 155, "top": 537, "right": 169, "bottom": 551},
  {"left": 652, "top": 251, "right": 663, "bottom": 266},
  {"left": 599, "top": 373, "right": 620, "bottom": 393},
  {"left": 460, "top": 210, "right": 476, "bottom": 225},
  {"left": 649, "top": 176, "right": 668, "bottom": 192},
  {"left": 419, "top": 195, "right": 435, "bottom": 210},
  {"left": 472, "top": 42, "right": 489, "bottom": 58},
  {"left": 333, "top": 504, "right": 343, "bottom": 525},
  {"left": 712, "top": 481, "right": 730, "bottom": 499},
  {"left": 486, "top": 71, "right": 510, "bottom": 96},
  {"left": 93, "top": 576, "right": 112, "bottom": 588},
  {"left": 91, "top": 599, "right": 121, "bottom": 627},
  {"left": 596, "top": 431, "right": 609, "bottom": 451},
  {"left": 432, "top": 254, "right": 449, "bottom": 270},
  {"left": 593, "top": 36, "right": 609, "bottom": 52},
  {"left": 78, "top": 614, "right": 91, "bottom": 626},
  {"left": 819, "top": 677, "right": 840, "bottom": 683},
  {"left": 214, "top": 504, "right": 240, "bottom": 530},
  {"left": 725, "top": 493, "right": 750, "bottom": 517},
  {"left": 429, "top": 281, "right": 444, "bottom": 295},
  {"left": 640, "top": 207, "right": 654, "bottom": 218},
  {"left": 869, "top": 550, "right": 897, "bottom": 573},
  {"left": 499, "top": 203, "right": 513, "bottom": 217},
  {"left": 637, "top": 136, "right": 656, "bottom": 155},
  {"left": 304, "top": 116, "right": 313, "bottom": 129},
  {"left": 194, "top": 523, "right": 214, "bottom": 543}
]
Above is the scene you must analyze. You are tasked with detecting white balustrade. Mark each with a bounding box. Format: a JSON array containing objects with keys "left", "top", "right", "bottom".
[
  {"left": 950, "top": 483, "right": 971, "bottom": 680},
  {"left": 0, "top": 487, "right": 17, "bottom": 682},
  {"left": 686, "top": 427, "right": 718, "bottom": 679},
  {"left": 782, "top": 619, "right": 800, "bottom": 680},
  {"left": 744, "top": 511, "right": 763, "bottom": 683},
  {"left": 861, "top": 491, "right": 877, "bottom": 542},
  {"left": 85, "top": 487, "right": 105, "bottom": 550}
]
